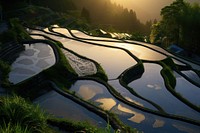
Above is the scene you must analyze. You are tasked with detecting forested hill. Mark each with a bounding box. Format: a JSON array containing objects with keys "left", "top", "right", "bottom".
[
  {"left": 0, "top": 0, "right": 152, "bottom": 35},
  {"left": 73, "top": 0, "right": 152, "bottom": 34}
]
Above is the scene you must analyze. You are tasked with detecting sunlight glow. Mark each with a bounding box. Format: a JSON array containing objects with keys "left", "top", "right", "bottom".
[
  {"left": 118, "top": 104, "right": 145, "bottom": 123},
  {"left": 96, "top": 98, "right": 117, "bottom": 111},
  {"left": 110, "top": 0, "right": 200, "bottom": 22}
]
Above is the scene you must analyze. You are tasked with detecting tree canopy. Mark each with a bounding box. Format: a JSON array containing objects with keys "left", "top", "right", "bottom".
[{"left": 150, "top": 0, "right": 200, "bottom": 55}]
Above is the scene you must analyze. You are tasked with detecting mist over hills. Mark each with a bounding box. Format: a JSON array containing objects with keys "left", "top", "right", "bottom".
[
  {"left": 73, "top": 0, "right": 152, "bottom": 34},
  {"left": 111, "top": 0, "right": 200, "bottom": 22},
  {"left": 0, "top": 0, "right": 152, "bottom": 34}
]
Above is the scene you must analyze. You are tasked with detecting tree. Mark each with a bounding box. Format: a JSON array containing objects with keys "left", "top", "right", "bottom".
[
  {"left": 160, "top": 0, "right": 187, "bottom": 45},
  {"left": 152, "top": 0, "right": 200, "bottom": 55}
]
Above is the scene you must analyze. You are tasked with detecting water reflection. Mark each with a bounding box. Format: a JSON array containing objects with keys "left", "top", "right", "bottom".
[
  {"left": 69, "top": 79, "right": 200, "bottom": 132},
  {"left": 173, "top": 123, "right": 200, "bottom": 133},
  {"left": 126, "top": 40, "right": 200, "bottom": 70},
  {"left": 77, "top": 84, "right": 103, "bottom": 100},
  {"left": 108, "top": 80, "right": 157, "bottom": 110},
  {"left": 9, "top": 43, "right": 56, "bottom": 84},
  {"left": 182, "top": 70, "right": 200, "bottom": 84},
  {"left": 71, "top": 30, "right": 117, "bottom": 41},
  {"left": 172, "top": 59, "right": 186, "bottom": 66},
  {"left": 116, "top": 43, "right": 166, "bottom": 61},
  {"left": 63, "top": 40, "right": 137, "bottom": 79},
  {"left": 31, "top": 29, "right": 137, "bottom": 79},
  {"left": 175, "top": 72, "right": 200, "bottom": 106},
  {"left": 153, "top": 119, "right": 165, "bottom": 128},
  {"left": 34, "top": 91, "right": 107, "bottom": 127},
  {"left": 124, "top": 97, "right": 144, "bottom": 107},
  {"left": 96, "top": 98, "right": 117, "bottom": 111},
  {"left": 118, "top": 104, "right": 145, "bottom": 124},
  {"left": 87, "top": 40, "right": 166, "bottom": 61},
  {"left": 29, "top": 28, "right": 200, "bottom": 132},
  {"left": 52, "top": 28, "right": 72, "bottom": 37},
  {"left": 128, "top": 64, "right": 200, "bottom": 120}
]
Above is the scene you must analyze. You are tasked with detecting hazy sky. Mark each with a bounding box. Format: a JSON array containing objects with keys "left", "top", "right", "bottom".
[{"left": 111, "top": 0, "right": 200, "bottom": 23}]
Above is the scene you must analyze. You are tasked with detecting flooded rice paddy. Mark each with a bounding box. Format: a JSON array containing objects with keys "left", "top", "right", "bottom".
[{"left": 8, "top": 27, "right": 200, "bottom": 132}]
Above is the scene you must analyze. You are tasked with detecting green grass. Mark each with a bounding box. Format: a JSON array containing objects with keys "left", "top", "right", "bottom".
[
  {"left": 43, "top": 41, "right": 78, "bottom": 89},
  {"left": 0, "top": 95, "right": 49, "bottom": 133},
  {"left": 0, "top": 122, "right": 32, "bottom": 133}
]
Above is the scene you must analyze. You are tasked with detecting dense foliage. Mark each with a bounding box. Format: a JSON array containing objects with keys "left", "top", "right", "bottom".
[
  {"left": 0, "top": 96, "right": 49, "bottom": 133},
  {"left": 150, "top": 0, "right": 200, "bottom": 55}
]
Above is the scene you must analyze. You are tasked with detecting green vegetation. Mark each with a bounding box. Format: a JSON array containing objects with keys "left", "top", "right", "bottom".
[
  {"left": 150, "top": 0, "right": 200, "bottom": 55},
  {"left": 43, "top": 41, "right": 78, "bottom": 89},
  {"left": 1, "top": 0, "right": 152, "bottom": 40},
  {"left": 0, "top": 95, "right": 50, "bottom": 133},
  {"left": 120, "top": 62, "right": 144, "bottom": 84},
  {"left": 0, "top": 60, "right": 11, "bottom": 87},
  {"left": 88, "top": 63, "right": 108, "bottom": 82},
  {"left": 0, "top": 18, "right": 30, "bottom": 43},
  {"left": 159, "top": 58, "right": 176, "bottom": 89},
  {"left": 160, "top": 64, "right": 176, "bottom": 89},
  {"left": 0, "top": 95, "right": 132, "bottom": 133}
]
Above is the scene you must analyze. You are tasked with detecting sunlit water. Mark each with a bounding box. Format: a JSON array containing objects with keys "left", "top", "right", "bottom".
[
  {"left": 71, "top": 30, "right": 118, "bottom": 41},
  {"left": 31, "top": 29, "right": 137, "bottom": 79},
  {"left": 52, "top": 28, "right": 73, "bottom": 37},
  {"left": 126, "top": 40, "right": 200, "bottom": 70},
  {"left": 63, "top": 40, "right": 137, "bottom": 79},
  {"left": 28, "top": 28, "right": 200, "bottom": 132},
  {"left": 69, "top": 80, "right": 200, "bottom": 133},
  {"left": 86, "top": 41, "right": 166, "bottom": 61},
  {"left": 9, "top": 43, "right": 56, "bottom": 84},
  {"left": 108, "top": 80, "right": 158, "bottom": 111},
  {"left": 128, "top": 63, "right": 200, "bottom": 120},
  {"left": 34, "top": 90, "right": 107, "bottom": 127}
]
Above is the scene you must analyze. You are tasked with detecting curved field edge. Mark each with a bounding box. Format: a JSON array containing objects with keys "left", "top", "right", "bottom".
[
  {"left": 27, "top": 27, "right": 108, "bottom": 82},
  {"left": 117, "top": 58, "right": 200, "bottom": 126},
  {"left": 27, "top": 28, "right": 200, "bottom": 126},
  {"left": 7, "top": 39, "right": 134, "bottom": 132},
  {"left": 144, "top": 57, "right": 200, "bottom": 113},
  {"left": 0, "top": 95, "right": 137, "bottom": 133}
]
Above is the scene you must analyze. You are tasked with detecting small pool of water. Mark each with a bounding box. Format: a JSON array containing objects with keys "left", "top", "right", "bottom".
[
  {"left": 52, "top": 28, "right": 73, "bottom": 37},
  {"left": 181, "top": 70, "right": 200, "bottom": 85},
  {"left": 9, "top": 43, "right": 56, "bottom": 84},
  {"left": 174, "top": 72, "right": 200, "bottom": 106},
  {"left": 71, "top": 30, "right": 117, "bottom": 41},
  {"left": 34, "top": 90, "right": 107, "bottom": 127},
  {"left": 108, "top": 80, "right": 157, "bottom": 111}
]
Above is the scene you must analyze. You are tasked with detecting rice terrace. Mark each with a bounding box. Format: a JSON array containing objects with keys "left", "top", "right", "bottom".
[{"left": 0, "top": 0, "right": 200, "bottom": 132}]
